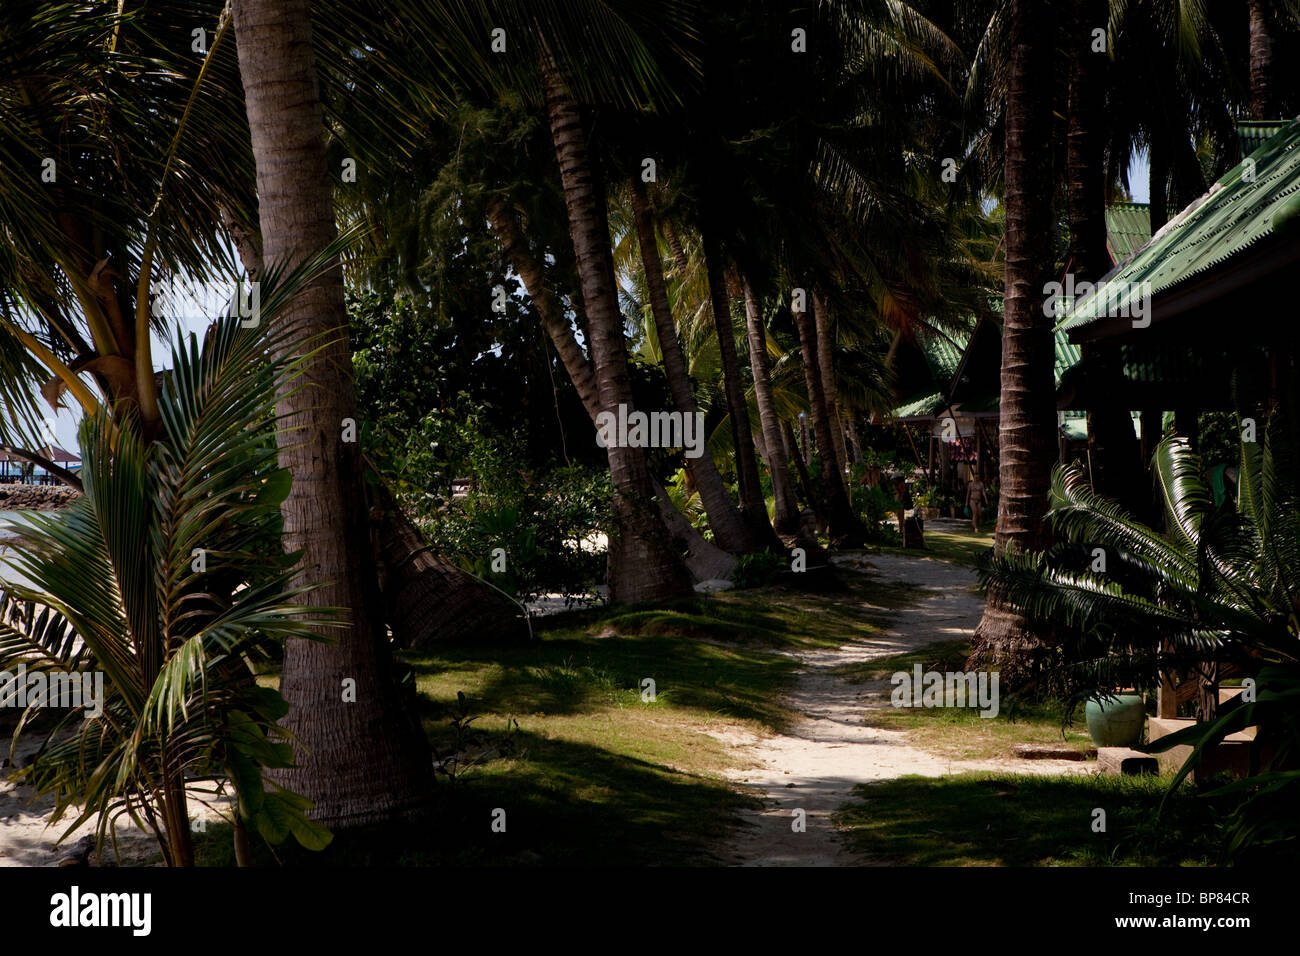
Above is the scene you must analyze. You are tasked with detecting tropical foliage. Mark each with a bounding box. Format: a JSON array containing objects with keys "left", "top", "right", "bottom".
[
  {"left": 980, "top": 415, "right": 1300, "bottom": 858},
  {"left": 0, "top": 313, "right": 333, "bottom": 866}
]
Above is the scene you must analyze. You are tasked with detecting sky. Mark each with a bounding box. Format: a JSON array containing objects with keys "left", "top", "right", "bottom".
[{"left": 45, "top": 286, "right": 224, "bottom": 453}]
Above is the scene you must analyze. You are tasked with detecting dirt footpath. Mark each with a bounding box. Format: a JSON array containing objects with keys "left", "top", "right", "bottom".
[{"left": 715, "top": 551, "right": 1088, "bottom": 867}]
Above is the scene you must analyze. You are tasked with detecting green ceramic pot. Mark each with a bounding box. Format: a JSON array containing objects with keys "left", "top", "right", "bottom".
[{"left": 1084, "top": 693, "right": 1146, "bottom": 747}]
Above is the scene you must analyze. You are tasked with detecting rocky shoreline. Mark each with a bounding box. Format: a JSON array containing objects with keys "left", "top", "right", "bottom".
[{"left": 0, "top": 483, "right": 80, "bottom": 511}]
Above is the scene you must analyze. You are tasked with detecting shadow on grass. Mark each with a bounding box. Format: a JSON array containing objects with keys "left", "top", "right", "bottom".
[
  {"left": 194, "top": 730, "right": 758, "bottom": 867},
  {"left": 405, "top": 633, "right": 799, "bottom": 732},
  {"left": 879, "top": 527, "right": 994, "bottom": 570},
  {"left": 835, "top": 773, "right": 1236, "bottom": 866}
]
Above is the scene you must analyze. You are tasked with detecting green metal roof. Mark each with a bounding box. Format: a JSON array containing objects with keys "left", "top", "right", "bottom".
[
  {"left": 892, "top": 389, "right": 945, "bottom": 420},
  {"left": 1105, "top": 202, "right": 1151, "bottom": 263},
  {"left": 921, "top": 329, "right": 965, "bottom": 384},
  {"left": 1060, "top": 118, "right": 1300, "bottom": 330},
  {"left": 889, "top": 319, "right": 1079, "bottom": 420},
  {"left": 887, "top": 325, "right": 970, "bottom": 420},
  {"left": 1238, "top": 120, "right": 1288, "bottom": 159},
  {"left": 1055, "top": 329, "right": 1081, "bottom": 384}
]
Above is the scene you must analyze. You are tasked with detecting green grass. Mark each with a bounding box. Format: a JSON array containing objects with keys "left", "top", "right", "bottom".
[
  {"left": 879, "top": 524, "right": 995, "bottom": 569},
  {"left": 835, "top": 773, "right": 1221, "bottom": 866},
  {"left": 198, "top": 577, "right": 886, "bottom": 866},
  {"left": 835, "top": 638, "right": 1096, "bottom": 760}
]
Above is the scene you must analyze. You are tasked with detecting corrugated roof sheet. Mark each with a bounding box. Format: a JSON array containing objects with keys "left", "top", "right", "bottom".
[
  {"left": 889, "top": 320, "right": 1079, "bottom": 420},
  {"left": 1238, "top": 120, "right": 1288, "bottom": 159},
  {"left": 892, "top": 390, "right": 946, "bottom": 420},
  {"left": 1060, "top": 118, "right": 1300, "bottom": 330},
  {"left": 1105, "top": 202, "right": 1151, "bottom": 263}
]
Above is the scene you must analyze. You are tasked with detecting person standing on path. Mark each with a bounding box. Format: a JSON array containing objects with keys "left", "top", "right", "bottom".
[{"left": 966, "top": 475, "right": 986, "bottom": 532}]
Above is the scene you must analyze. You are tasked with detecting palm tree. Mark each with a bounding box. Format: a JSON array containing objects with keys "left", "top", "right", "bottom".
[
  {"left": 0, "top": 312, "right": 333, "bottom": 867},
  {"left": 485, "top": 192, "right": 737, "bottom": 583},
  {"left": 743, "top": 276, "right": 802, "bottom": 538},
  {"left": 1067, "top": 0, "right": 1145, "bottom": 513},
  {"left": 540, "top": 60, "right": 695, "bottom": 600},
  {"left": 627, "top": 178, "right": 757, "bottom": 554},
  {"left": 0, "top": 0, "right": 255, "bottom": 450},
  {"left": 229, "top": 0, "right": 433, "bottom": 827},
  {"left": 969, "top": 0, "right": 1061, "bottom": 681}
]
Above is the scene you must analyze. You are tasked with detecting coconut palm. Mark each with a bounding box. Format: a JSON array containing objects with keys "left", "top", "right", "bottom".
[
  {"left": 229, "top": 0, "right": 436, "bottom": 827},
  {"left": 0, "top": 0, "right": 255, "bottom": 447},
  {"left": 0, "top": 310, "right": 333, "bottom": 867},
  {"left": 967, "top": 0, "right": 1061, "bottom": 679}
]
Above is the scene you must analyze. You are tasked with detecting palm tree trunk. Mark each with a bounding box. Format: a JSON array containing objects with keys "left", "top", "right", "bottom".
[
  {"left": 1067, "top": 0, "right": 1111, "bottom": 284},
  {"left": 743, "top": 276, "right": 800, "bottom": 537},
  {"left": 702, "top": 229, "right": 780, "bottom": 552},
  {"left": 1069, "top": 0, "right": 1143, "bottom": 513},
  {"left": 970, "top": 0, "right": 1060, "bottom": 686},
  {"left": 371, "top": 478, "right": 530, "bottom": 647},
  {"left": 486, "top": 193, "right": 734, "bottom": 583},
  {"left": 161, "top": 750, "right": 193, "bottom": 867},
  {"left": 541, "top": 61, "right": 693, "bottom": 602},
  {"left": 231, "top": 0, "right": 433, "bottom": 826},
  {"left": 629, "top": 178, "right": 753, "bottom": 554},
  {"left": 794, "top": 294, "right": 863, "bottom": 545},
  {"left": 813, "top": 289, "right": 849, "bottom": 499},
  {"left": 1248, "top": 0, "right": 1278, "bottom": 120},
  {"left": 785, "top": 419, "right": 827, "bottom": 531}
]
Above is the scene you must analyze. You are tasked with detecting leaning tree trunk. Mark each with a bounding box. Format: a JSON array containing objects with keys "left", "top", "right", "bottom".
[
  {"left": 231, "top": 0, "right": 433, "bottom": 826},
  {"left": 485, "top": 193, "right": 734, "bottom": 584},
  {"left": 1069, "top": 0, "right": 1144, "bottom": 514},
  {"left": 969, "top": 0, "right": 1060, "bottom": 687},
  {"left": 370, "top": 479, "right": 530, "bottom": 647},
  {"left": 794, "top": 293, "right": 864, "bottom": 546},
  {"left": 702, "top": 229, "right": 781, "bottom": 552},
  {"left": 813, "top": 290, "right": 849, "bottom": 500},
  {"left": 742, "top": 276, "right": 801, "bottom": 537},
  {"left": 1248, "top": 0, "right": 1278, "bottom": 120},
  {"left": 629, "top": 178, "right": 753, "bottom": 554},
  {"left": 541, "top": 62, "right": 692, "bottom": 602}
]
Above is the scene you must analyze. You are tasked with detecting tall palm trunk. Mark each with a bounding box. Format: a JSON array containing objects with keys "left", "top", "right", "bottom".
[
  {"left": 1070, "top": 0, "right": 1143, "bottom": 513},
  {"left": 230, "top": 0, "right": 432, "bottom": 826},
  {"left": 1248, "top": 0, "right": 1277, "bottom": 120},
  {"left": 813, "top": 289, "right": 849, "bottom": 499},
  {"left": 702, "top": 229, "right": 780, "bottom": 552},
  {"left": 970, "top": 0, "right": 1060, "bottom": 685},
  {"left": 794, "top": 294, "right": 863, "bottom": 545},
  {"left": 784, "top": 419, "right": 828, "bottom": 531},
  {"left": 742, "top": 277, "right": 800, "bottom": 537},
  {"left": 629, "top": 178, "right": 753, "bottom": 554},
  {"left": 541, "top": 62, "right": 693, "bottom": 602},
  {"left": 484, "top": 194, "right": 735, "bottom": 583}
]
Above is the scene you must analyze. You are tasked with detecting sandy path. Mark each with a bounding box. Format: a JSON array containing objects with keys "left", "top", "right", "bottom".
[
  {"left": 715, "top": 547, "right": 1088, "bottom": 867},
  {"left": 0, "top": 732, "right": 229, "bottom": 867}
]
